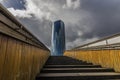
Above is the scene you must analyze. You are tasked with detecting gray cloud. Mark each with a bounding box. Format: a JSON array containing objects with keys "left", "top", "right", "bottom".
[
  {"left": 18, "top": 17, "right": 52, "bottom": 48},
  {"left": 66, "top": 0, "right": 120, "bottom": 49},
  {"left": 80, "top": 0, "right": 120, "bottom": 38},
  {"left": 3, "top": 0, "right": 120, "bottom": 50}
]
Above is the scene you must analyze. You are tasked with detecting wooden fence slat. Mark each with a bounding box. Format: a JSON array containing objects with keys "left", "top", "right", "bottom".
[
  {"left": 2, "top": 38, "right": 16, "bottom": 80},
  {"left": 0, "top": 36, "right": 8, "bottom": 80}
]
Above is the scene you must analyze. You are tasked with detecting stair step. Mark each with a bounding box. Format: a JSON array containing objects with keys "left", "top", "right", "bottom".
[
  {"left": 46, "top": 63, "right": 93, "bottom": 65},
  {"left": 36, "top": 72, "right": 120, "bottom": 80},
  {"left": 38, "top": 72, "right": 120, "bottom": 77},
  {"left": 41, "top": 68, "right": 114, "bottom": 73},
  {"left": 36, "top": 56, "right": 120, "bottom": 80},
  {"left": 45, "top": 56, "right": 93, "bottom": 65},
  {"left": 44, "top": 65, "right": 101, "bottom": 68},
  {"left": 43, "top": 68, "right": 112, "bottom": 70}
]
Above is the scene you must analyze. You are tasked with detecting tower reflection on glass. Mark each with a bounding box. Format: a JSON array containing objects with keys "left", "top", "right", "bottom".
[{"left": 51, "top": 20, "right": 65, "bottom": 56}]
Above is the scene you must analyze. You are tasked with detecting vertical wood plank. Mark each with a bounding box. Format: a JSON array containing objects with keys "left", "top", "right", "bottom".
[
  {"left": 2, "top": 38, "right": 17, "bottom": 80},
  {"left": 0, "top": 34, "right": 50, "bottom": 80},
  {"left": 0, "top": 36, "right": 8, "bottom": 80}
]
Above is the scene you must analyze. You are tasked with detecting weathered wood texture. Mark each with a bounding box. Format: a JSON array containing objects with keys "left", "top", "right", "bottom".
[
  {"left": 0, "top": 34, "right": 50, "bottom": 80},
  {"left": 0, "top": 3, "right": 50, "bottom": 80},
  {"left": 64, "top": 50, "right": 120, "bottom": 72}
]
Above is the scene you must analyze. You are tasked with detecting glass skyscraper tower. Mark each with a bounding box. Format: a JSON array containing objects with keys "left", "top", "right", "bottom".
[{"left": 51, "top": 20, "right": 65, "bottom": 56}]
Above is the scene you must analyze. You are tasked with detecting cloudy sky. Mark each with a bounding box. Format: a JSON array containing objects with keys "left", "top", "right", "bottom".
[{"left": 1, "top": 0, "right": 120, "bottom": 50}]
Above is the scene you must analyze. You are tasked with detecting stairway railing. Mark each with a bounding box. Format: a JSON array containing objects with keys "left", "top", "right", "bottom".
[
  {"left": 64, "top": 33, "right": 120, "bottom": 72},
  {"left": 0, "top": 4, "right": 50, "bottom": 80}
]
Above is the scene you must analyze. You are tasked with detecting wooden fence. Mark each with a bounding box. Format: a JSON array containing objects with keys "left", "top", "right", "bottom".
[
  {"left": 64, "top": 24, "right": 120, "bottom": 73},
  {"left": 64, "top": 49, "right": 120, "bottom": 72},
  {"left": 0, "top": 4, "right": 50, "bottom": 80}
]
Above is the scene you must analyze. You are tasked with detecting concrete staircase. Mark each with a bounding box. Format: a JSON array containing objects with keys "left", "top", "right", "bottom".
[{"left": 36, "top": 56, "right": 120, "bottom": 80}]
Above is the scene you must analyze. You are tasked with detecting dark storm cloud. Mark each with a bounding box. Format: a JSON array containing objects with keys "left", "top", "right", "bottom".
[
  {"left": 64, "top": 0, "right": 120, "bottom": 49},
  {"left": 80, "top": 0, "right": 120, "bottom": 39},
  {"left": 18, "top": 17, "right": 52, "bottom": 48},
  {"left": 65, "top": 24, "right": 79, "bottom": 42},
  {"left": 3, "top": 0, "right": 120, "bottom": 49}
]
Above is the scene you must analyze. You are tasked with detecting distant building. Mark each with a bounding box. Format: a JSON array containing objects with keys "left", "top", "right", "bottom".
[{"left": 51, "top": 20, "right": 65, "bottom": 56}]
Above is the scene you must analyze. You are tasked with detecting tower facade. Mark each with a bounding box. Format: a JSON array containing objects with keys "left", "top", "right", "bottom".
[{"left": 51, "top": 20, "right": 65, "bottom": 56}]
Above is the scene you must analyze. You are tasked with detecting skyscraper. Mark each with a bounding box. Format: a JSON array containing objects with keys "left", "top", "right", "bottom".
[{"left": 51, "top": 20, "right": 65, "bottom": 56}]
